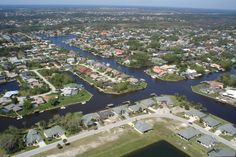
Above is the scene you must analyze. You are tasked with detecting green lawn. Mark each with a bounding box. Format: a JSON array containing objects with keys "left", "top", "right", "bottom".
[
  {"left": 37, "top": 89, "right": 93, "bottom": 111},
  {"left": 59, "top": 89, "right": 93, "bottom": 106},
  {"left": 78, "top": 73, "right": 147, "bottom": 94},
  {"left": 0, "top": 90, "right": 93, "bottom": 117},
  {"left": 34, "top": 120, "right": 209, "bottom": 157},
  {"left": 192, "top": 84, "right": 236, "bottom": 107},
  {"left": 158, "top": 73, "right": 185, "bottom": 81}
]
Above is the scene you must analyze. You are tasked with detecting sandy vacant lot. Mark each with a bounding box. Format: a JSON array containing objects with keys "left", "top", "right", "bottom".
[{"left": 47, "top": 127, "right": 128, "bottom": 157}]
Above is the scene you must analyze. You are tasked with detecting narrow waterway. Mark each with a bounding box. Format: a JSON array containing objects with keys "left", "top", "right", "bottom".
[
  {"left": 0, "top": 34, "right": 235, "bottom": 131},
  {"left": 0, "top": 81, "right": 19, "bottom": 93}
]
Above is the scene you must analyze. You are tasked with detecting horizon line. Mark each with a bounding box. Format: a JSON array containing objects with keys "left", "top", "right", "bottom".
[{"left": 0, "top": 4, "right": 236, "bottom": 11}]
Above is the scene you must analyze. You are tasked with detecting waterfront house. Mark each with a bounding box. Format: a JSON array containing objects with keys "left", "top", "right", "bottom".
[
  {"left": 0, "top": 97, "right": 11, "bottom": 105},
  {"left": 152, "top": 66, "right": 166, "bottom": 76},
  {"left": 44, "top": 125, "right": 65, "bottom": 139},
  {"left": 133, "top": 120, "right": 153, "bottom": 134},
  {"left": 136, "top": 97, "right": 157, "bottom": 109},
  {"left": 61, "top": 83, "right": 83, "bottom": 96},
  {"left": 205, "top": 81, "right": 224, "bottom": 90},
  {"left": 77, "top": 66, "right": 92, "bottom": 76},
  {"left": 182, "top": 68, "right": 200, "bottom": 79},
  {"left": 210, "top": 63, "right": 222, "bottom": 71},
  {"left": 3, "top": 90, "right": 19, "bottom": 98},
  {"left": 24, "top": 129, "right": 43, "bottom": 147},
  {"left": 217, "top": 124, "right": 236, "bottom": 136},
  {"left": 156, "top": 95, "right": 174, "bottom": 106},
  {"left": 4, "top": 104, "right": 22, "bottom": 112},
  {"left": 97, "top": 109, "right": 115, "bottom": 120},
  {"left": 202, "top": 116, "right": 220, "bottom": 129},
  {"left": 112, "top": 105, "right": 130, "bottom": 115},
  {"left": 128, "top": 103, "right": 144, "bottom": 113},
  {"left": 207, "top": 148, "right": 236, "bottom": 157},
  {"left": 81, "top": 113, "right": 100, "bottom": 127},
  {"left": 184, "top": 109, "right": 206, "bottom": 121},
  {"left": 32, "top": 97, "right": 45, "bottom": 106},
  {"left": 222, "top": 89, "right": 236, "bottom": 99},
  {"left": 177, "top": 127, "right": 200, "bottom": 141},
  {"left": 197, "top": 135, "right": 217, "bottom": 148}
]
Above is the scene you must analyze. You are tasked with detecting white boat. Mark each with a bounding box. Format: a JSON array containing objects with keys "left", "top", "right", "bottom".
[
  {"left": 150, "top": 93, "right": 157, "bottom": 97},
  {"left": 221, "top": 99, "right": 227, "bottom": 102},
  {"left": 107, "top": 104, "right": 114, "bottom": 107},
  {"left": 60, "top": 106, "right": 66, "bottom": 109},
  {"left": 140, "top": 78, "right": 146, "bottom": 81},
  {"left": 39, "top": 110, "right": 45, "bottom": 113},
  {"left": 82, "top": 101, "right": 86, "bottom": 104},
  {"left": 16, "top": 115, "right": 23, "bottom": 120}
]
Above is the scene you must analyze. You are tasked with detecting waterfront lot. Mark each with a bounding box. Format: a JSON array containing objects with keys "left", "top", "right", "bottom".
[
  {"left": 75, "top": 63, "right": 147, "bottom": 95},
  {"left": 33, "top": 118, "right": 213, "bottom": 157},
  {"left": 192, "top": 83, "right": 236, "bottom": 107}
]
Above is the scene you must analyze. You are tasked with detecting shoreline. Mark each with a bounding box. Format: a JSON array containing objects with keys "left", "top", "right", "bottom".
[
  {"left": 74, "top": 72, "right": 147, "bottom": 95},
  {"left": 191, "top": 86, "right": 236, "bottom": 107},
  {"left": 0, "top": 92, "right": 93, "bottom": 119},
  {"left": 144, "top": 70, "right": 186, "bottom": 82},
  {"left": 70, "top": 43, "right": 151, "bottom": 69}
]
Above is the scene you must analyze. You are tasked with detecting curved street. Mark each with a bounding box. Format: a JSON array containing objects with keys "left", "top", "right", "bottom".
[
  {"left": 30, "top": 69, "right": 57, "bottom": 98},
  {"left": 13, "top": 110, "right": 236, "bottom": 157}
]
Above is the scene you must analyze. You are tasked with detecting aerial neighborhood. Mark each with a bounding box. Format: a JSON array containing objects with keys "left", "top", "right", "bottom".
[{"left": 0, "top": 5, "right": 235, "bottom": 157}]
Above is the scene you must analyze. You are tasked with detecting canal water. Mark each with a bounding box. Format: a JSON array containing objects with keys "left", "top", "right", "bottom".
[
  {"left": 123, "top": 140, "right": 190, "bottom": 157},
  {"left": 0, "top": 81, "right": 19, "bottom": 93},
  {"left": 0, "top": 34, "right": 235, "bottom": 131}
]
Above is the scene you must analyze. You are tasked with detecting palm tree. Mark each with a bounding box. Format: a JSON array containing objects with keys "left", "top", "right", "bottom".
[
  {"left": 57, "top": 143, "right": 63, "bottom": 149},
  {"left": 63, "top": 139, "right": 67, "bottom": 144}
]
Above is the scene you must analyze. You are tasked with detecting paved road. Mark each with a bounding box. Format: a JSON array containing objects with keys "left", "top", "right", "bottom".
[
  {"left": 13, "top": 112, "right": 236, "bottom": 157},
  {"left": 30, "top": 69, "right": 57, "bottom": 98}
]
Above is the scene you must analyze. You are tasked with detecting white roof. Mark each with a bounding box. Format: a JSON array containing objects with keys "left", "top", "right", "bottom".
[
  {"left": 223, "top": 89, "right": 236, "bottom": 99},
  {"left": 3, "top": 90, "right": 19, "bottom": 98},
  {"left": 186, "top": 69, "right": 197, "bottom": 74}
]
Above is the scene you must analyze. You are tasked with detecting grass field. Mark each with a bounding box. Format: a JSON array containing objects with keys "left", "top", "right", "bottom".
[
  {"left": 34, "top": 119, "right": 210, "bottom": 157},
  {"left": 37, "top": 89, "right": 93, "bottom": 111}
]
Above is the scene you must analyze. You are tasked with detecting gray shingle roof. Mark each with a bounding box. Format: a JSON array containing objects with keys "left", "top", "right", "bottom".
[
  {"left": 136, "top": 98, "right": 156, "bottom": 108},
  {"left": 134, "top": 121, "right": 153, "bottom": 133},
  {"left": 177, "top": 127, "right": 200, "bottom": 140},
  {"left": 218, "top": 124, "right": 236, "bottom": 135},
  {"left": 185, "top": 109, "right": 206, "bottom": 118},
  {"left": 129, "top": 103, "right": 144, "bottom": 112},
  {"left": 208, "top": 148, "right": 236, "bottom": 157},
  {"left": 112, "top": 105, "right": 130, "bottom": 115},
  {"left": 156, "top": 95, "right": 174, "bottom": 106},
  {"left": 81, "top": 113, "right": 100, "bottom": 126},
  {"left": 25, "top": 129, "right": 42, "bottom": 145},
  {"left": 44, "top": 125, "right": 65, "bottom": 138},
  {"left": 97, "top": 109, "right": 114, "bottom": 119},
  {"left": 197, "top": 135, "right": 217, "bottom": 147},
  {"left": 4, "top": 104, "right": 22, "bottom": 112},
  {"left": 203, "top": 116, "right": 220, "bottom": 128}
]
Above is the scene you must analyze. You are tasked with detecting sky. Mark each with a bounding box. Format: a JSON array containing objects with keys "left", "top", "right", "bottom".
[{"left": 0, "top": 0, "right": 236, "bottom": 10}]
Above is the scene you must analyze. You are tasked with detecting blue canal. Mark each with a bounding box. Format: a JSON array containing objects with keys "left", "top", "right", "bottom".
[{"left": 0, "top": 34, "right": 235, "bottom": 131}]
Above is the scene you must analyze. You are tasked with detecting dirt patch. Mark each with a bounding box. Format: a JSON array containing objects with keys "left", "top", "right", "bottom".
[
  {"left": 164, "top": 120, "right": 184, "bottom": 132},
  {"left": 47, "top": 127, "right": 128, "bottom": 157}
]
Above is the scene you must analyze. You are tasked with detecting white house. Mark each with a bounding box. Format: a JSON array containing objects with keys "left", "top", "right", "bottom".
[{"left": 222, "top": 89, "right": 236, "bottom": 99}]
